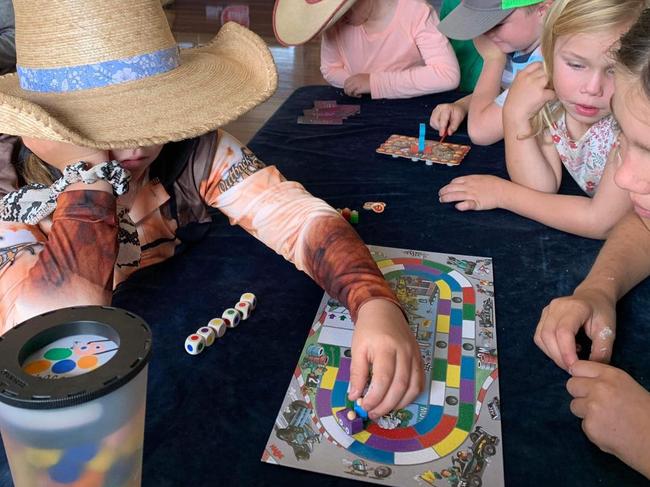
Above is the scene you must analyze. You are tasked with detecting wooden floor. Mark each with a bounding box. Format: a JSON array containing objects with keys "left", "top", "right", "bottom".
[
  {"left": 166, "top": 0, "right": 442, "bottom": 143},
  {"left": 167, "top": 1, "right": 326, "bottom": 144}
]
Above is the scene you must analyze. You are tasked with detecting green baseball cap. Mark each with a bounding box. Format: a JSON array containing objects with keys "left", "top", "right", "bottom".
[{"left": 438, "top": 0, "right": 544, "bottom": 41}]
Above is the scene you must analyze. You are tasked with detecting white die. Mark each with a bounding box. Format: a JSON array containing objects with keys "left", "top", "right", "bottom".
[
  {"left": 184, "top": 334, "right": 206, "bottom": 355},
  {"left": 196, "top": 326, "right": 216, "bottom": 347},
  {"left": 240, "top": 292, "right": 257, "bottom": 310},
  {"left": 235, "top": 301, "right": 251, "bottom": 320},
  {"left": 207, "top": 318, "right": 227, "bottom": 338},
  {"left": 222, "top": 308, "right": 241, "bottom": 328}
]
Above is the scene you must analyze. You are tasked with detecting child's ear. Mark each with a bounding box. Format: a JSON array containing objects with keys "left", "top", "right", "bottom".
[{"left": 538, "top": 0, "right": 554, "bottom": 16}]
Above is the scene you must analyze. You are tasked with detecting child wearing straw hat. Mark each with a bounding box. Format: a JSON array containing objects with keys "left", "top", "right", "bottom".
[
  {"left": 0, "top": 0, "right": 423, "bottom": 419},
  {"left": 273, "top": 0, "right": 460, "bottom": 99}
]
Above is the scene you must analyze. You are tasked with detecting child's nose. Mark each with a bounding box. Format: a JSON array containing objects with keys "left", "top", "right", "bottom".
[
  {"left": 614, "top": 153, "right": 649, "bottom": 194},
  {"left": 581, "top": 72, "right": 605, "bottom": 96}
]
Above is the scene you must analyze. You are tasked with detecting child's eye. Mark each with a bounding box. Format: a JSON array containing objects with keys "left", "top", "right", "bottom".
[{"left": 567, "top": 62, "right": 584, "bottom": 69}]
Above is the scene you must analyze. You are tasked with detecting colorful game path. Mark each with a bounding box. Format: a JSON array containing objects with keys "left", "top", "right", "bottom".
[{"left": 296, "top": 257, "right": 497, "bottom": 466}]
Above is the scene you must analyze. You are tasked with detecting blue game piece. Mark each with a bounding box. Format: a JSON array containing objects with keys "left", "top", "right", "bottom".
[
  {"left": 353, "top": 399, "right": 369, "bottom": 420},
  {"left": 418, "top": 123, "right": 426, "bottom": 152}
]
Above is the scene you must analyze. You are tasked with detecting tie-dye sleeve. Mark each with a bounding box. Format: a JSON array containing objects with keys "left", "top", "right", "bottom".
[
  {"left": 198, "top": 130, "right": 401, "bottom": 321},
  {"left": 0, "top": 191, "right": 118, "bottom": 333}
]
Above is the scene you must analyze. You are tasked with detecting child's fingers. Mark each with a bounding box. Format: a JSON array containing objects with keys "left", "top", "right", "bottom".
[
  {"left": 455, "top": 200, "right": 478, "bottom": 211},
  {"left": 566, "top": 376, "right": 593, "bottom": 399},
  {"left": 437, "top": 109, "right": 450, "bottom": 135},
  {"left": 348, "top": 348, "right": 370, "bottom": 402},
  {"left": 396, "top": 355, "right": 424, "bottom": 410},
  {"left": 368, "top": 353, "right": 411, "bottom": 418},
  {"left": 360, "top": 352, "right": 396, "bottom": 418},
  {"left": 569, "top": 397, "right": 587, "bottom": 419},
  {"left": 557, "top": 327, "right": 579, "bottom": 371},
  {"left": 449, "top": 109, "right": 463, "bottom": 133}
]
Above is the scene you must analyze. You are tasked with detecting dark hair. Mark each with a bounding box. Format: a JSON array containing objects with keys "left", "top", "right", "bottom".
[{"left": 617, "top": 8, "right": 650, "bottom": 99}]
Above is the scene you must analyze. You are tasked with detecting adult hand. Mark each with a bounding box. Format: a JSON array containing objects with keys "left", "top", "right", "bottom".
[
  {"left": 567, "top": 360, "right": 650, "bottom": 477},
  {"left": 344, "top": 73, "right": 371, "bottom": 98},
  {"left": 473, "top": 35, "right": 507, "bottom": 64},
  {"left": 438, "top": 175, "right": 506, "bottom": 211},
  {"left": 430, "top": 102, "right": 467, "bottom": 137},
  {"left": 349, "top": 298, "right": 424, "bottom": 419},
  {"left": 535, "top": 287, "right": 616, "bottom": 371},
  {"left": 22, "top": 137, "right": 109, "bottom": 173},
  {"left": 504, "top": 63, "right": 556, "bottom": 122}
]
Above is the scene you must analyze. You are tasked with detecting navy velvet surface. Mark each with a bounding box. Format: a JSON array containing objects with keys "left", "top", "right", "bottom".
[{"left": 1, "top": 86, "right": 649, "bottom": 486}]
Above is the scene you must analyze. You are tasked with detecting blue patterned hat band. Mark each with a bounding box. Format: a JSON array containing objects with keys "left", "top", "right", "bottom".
[{"left": 17, "top": 46, "right": 181, "bottom": 93}]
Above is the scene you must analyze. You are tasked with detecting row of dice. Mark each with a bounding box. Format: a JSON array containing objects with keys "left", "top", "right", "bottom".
[{"left": 184, "top": 292, "right": 257, "bottom": 355}]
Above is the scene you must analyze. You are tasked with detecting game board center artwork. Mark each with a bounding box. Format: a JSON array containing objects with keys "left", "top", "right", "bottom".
[{"left": 263, "top": 245, "right": 503, "bottom": 487}]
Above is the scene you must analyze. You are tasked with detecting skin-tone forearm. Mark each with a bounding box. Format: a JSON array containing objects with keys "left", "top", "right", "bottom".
[
  {"left": 499, "top": 181, "right": 628, "bottom": 239},
  {"left": 468, "top": 58, "right": 506, "bottom": 145},
  {"left": 504, "top": 118, "right": 559, "bottom": 191},
  {"left": 576, "top": 212, "right": 650, "bottom": 302}
]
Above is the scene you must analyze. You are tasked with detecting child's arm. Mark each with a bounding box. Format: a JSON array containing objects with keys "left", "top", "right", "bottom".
[
  {"left": 439, "top": 151, "right": 631, "bottom": 239},
  {"left": 503, "top": 63, "right": 561, "bottom": 191},
  {"left": 566, "top": 360, "right": 650, "bottom": 479},
  {"left": 205, "top": 132, "right": 424, "bottom": 417},
  {"left": 369, "top": 7, "right": 460, "bottom": 99},
  {"left": 0, "top": 143, "right": 117, "bottom": 332},
  {"left": 535, "top": 211, "right": 650, "bottom": 370},
  {"left": 466, "top": 35, "right": 507, "bottom": 145},
  {"left": 320, "top": 29, "right": 350, "bottom": 88},
  {"left": 430, "top": 94, "right": 471, "bottom": 137}
]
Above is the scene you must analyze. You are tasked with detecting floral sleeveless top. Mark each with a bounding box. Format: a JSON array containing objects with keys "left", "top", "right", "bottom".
[{"left": 548, "top": 112, "right": 617, "bottom": 196}]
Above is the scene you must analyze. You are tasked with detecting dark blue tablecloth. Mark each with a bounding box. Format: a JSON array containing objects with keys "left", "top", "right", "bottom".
[{"left": 1, "top": 86, "right": 648, "bottom": 486}]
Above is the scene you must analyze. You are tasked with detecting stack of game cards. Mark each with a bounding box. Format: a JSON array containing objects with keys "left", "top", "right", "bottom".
[{"left": 297, "top": 100, "right": 360, "bottom": 125}]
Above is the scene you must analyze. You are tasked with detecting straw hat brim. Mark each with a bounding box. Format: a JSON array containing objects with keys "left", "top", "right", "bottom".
[
  {"left": 273, "top": 0, "right": 357, "bottom": 46},
  {"left": 0, "top": 22, "right": 278, "bottom": 149}
]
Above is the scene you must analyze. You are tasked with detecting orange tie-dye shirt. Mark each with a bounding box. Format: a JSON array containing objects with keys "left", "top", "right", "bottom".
[{"left": 0, "top": 131, "right": 398, "bottom": 332}]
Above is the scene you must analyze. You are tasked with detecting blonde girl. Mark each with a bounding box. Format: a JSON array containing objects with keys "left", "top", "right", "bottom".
[{"left": 438, "top": 0, "right": 647, "bottom": 239}]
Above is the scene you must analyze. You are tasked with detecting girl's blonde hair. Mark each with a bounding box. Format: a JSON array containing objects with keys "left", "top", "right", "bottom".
[
  {"left": 529, "top": 0, "right": 649, "bottom": 135},
  {"left": 22, "top": 152, "right": 55, "bottom": 186}
]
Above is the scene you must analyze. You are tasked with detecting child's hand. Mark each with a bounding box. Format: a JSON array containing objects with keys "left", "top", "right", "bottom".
[
  {"left": 473, "top": 35, "right": 506, "bottom": 63},
  {"left": 534, "top": 288, "right": 616, "bottom": 371},
  {"left": 430, "top": 103, "right": 466, "bottom": 137},
  {"left": 567, "top": 360, "right": 650, "bottom": 476},
  {"left": 438, "top": 175, "right": 506, "bottom": 211},
  {"left": 22, "top": 137, "right": 110, "bottom": 172},
  {"left": 504, "top": 63, "right": 556, "bottom": 122},
  {"left": 349, "top": 298, "right": 424, "bottom": 419},
  {"left": 344, "top": 74, "right": 371, "bottom": 97}
]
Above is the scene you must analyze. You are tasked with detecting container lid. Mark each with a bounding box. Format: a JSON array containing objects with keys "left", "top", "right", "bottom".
[{"left": 0, "top": 306, "right": 152, "bottom": 410}]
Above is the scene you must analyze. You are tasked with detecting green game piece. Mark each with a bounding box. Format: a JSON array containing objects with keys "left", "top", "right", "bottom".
[{"left": 350, "top": 210, "right": 359, "bottom": 224}]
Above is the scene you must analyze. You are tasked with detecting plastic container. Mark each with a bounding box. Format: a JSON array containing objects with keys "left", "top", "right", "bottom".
[{"left": 0, "top": 306, "right": 152, "bottom": 487}]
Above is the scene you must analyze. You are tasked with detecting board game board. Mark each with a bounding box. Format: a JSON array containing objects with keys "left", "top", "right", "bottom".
[
  {"left": 377, "top": 135, "right": 470, "bottom": 166},
  {"left": 262, "top": 245, "right": 503, "bottom": 487}
]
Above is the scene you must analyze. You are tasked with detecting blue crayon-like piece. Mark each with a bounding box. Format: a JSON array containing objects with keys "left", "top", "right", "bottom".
[{"left": 418, "top": 123, "right": 426, "bottom": 152}]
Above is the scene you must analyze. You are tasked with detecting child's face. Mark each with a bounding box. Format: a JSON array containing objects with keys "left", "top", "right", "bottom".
[
  {"left": 552, "top": 29, "right": 625, "bottom": 126},
  {"left": 485, "top": 7, "right": 544, "bottom": 53},
  {"left": 109, "top": 145, "right": 164, "bottom": 180},
  {"left": 612, "top": 72, "right": 650, "bottom": 220},
  {"left": 341, "top": 0, "right": 373, "bottom": 26}
]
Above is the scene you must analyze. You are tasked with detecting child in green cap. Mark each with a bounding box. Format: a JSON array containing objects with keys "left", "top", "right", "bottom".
[{"left": 431, "top": 0, "right": 553, "bottom": 145}]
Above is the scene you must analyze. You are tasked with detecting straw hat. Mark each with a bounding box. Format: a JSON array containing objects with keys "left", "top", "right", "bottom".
[
  {"left": 0, "top": 0, "right": 278, "bottom": 149},
  {"left": 273, "top": 0, "right": 358, "bottom": 46}
]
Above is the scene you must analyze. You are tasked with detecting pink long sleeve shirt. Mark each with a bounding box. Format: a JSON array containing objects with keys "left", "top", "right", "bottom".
[{"left": 320, "top": 0, "right": 460, "bottom": 99}]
